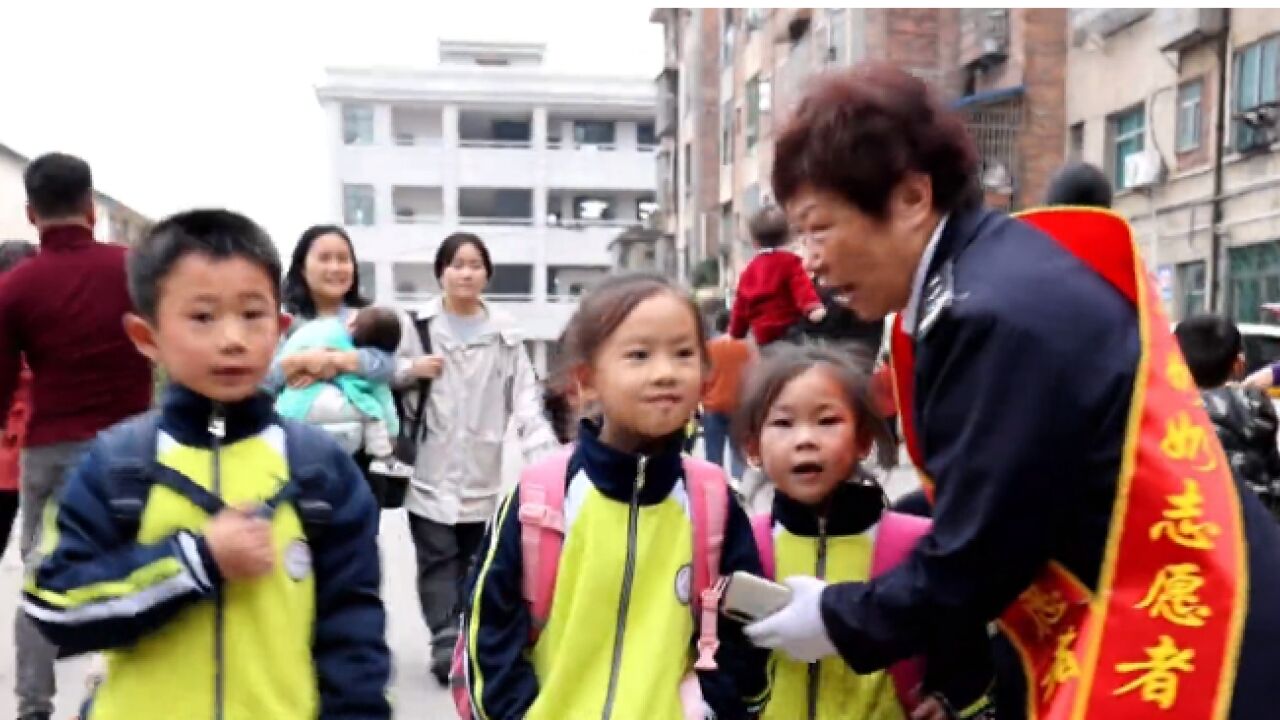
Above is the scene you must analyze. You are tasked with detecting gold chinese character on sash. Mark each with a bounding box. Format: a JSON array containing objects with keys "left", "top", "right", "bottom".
[
  {"left": 1113, "top": 635, "right": 1196, "bottom": 710},
  {"left": 1135, "top": 563, "right": 1212, "bottom": 627},
  {"left": 1159, "top": 412, "right": 1218, "bottom": 471},
  {"left": 1021, "top": 585, "right": 1068, "bottom": 639},
  {"left": 1166, "top": 354, "right": 1195, "bottom": 394},
  {"left": 1040, "top": 626, "right": 1080, "bottom": 701},
  {"left": 1149, "top": 479, "right": 1222, "bottom": 550}
]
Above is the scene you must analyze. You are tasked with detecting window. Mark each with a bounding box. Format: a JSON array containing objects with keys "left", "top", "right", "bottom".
[
  {"left": 1069, "top": 122, "right": 1084, "bottom": 162},
  {"left": 1228, "top": 240, "right": 1280, "bottom": 323},
  {"left": 746, "top": 76, "right": 761, "bottom": 149},
  {"left": 1108, "top": 106, "right": 1145, "bottom": 190},
  {"left": 574, "top": 121, "right": 616, "bottom": 147},
  {"left": 342, "top": 105, "right": 374, "bottom": 145},
  {"left": 573, "top": 196, "right": 616, "bottom": 222},
  {"left": 489, "top": 265, "right": 534, "bottom": 297},
  {"left": 745, "top": 8, "right": 767, "bottom": 32},
  {"left": 826, "top": 9, "right": 848, "bottom": 66},
  {"left": 1177, "top": 80, "right": 1204, "bottom": 153},
  {"left": 1233, "top": 36, "right": 1280, "bottom": 151},
  {"left": 637, "top": 195, "right": 658, "bottom": 221},
  {"left": 721, "top": 100, "right": 734, "bottom": 165},
  {"left": 683, "top": 144, "right": 692, "bottom": 197},
  {"left": 1176, "top": 261, "right": 1206, "bottom": 320},
  {"left": 637, "top": 122, "right": 657, "bottom": 148},
  {"left": 721, "top": 9, "right": 736, "bottom": 66},
  {"left": 357, "top": 261, "right": 377, "bottom": 302},
  {"left": 343, "top": 184, "right": 375, "bottom": 226}
]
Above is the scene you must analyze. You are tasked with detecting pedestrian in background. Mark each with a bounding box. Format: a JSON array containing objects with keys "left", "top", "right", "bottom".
[
  {"left": 0, "top": 241, "right": 35, "bottom": 561},
  {"left": 0, "top": 153, "right": 153, "bottom": 720},
  {"left": 728, "top": 206, "right": 826, "bottom": 349},
  {"left": 703, "top": 310, "right": 751, "bottom": 480}
]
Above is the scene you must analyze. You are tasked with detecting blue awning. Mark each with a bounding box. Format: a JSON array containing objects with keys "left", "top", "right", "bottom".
[{"left": 952, "top": 85, "right": 1025, "bottom": 110}]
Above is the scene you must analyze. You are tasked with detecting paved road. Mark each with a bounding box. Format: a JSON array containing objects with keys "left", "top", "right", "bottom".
[{"left": 0, "top": 435, "right": 917, "bottom": 719}]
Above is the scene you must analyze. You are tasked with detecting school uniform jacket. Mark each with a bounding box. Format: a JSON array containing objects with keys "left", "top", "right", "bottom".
[
  {"left": 464, "top": 420, "right": 770, "bottom": 720},
  {"left": 763, "top": 481, "right": 992, "bottom": 720},
  {"left": 23, "top": 385, "right": 390, "bottom": 720}
]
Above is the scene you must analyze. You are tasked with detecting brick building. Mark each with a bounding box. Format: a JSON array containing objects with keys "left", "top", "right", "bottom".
[
  {"left": 1066, "top": 9, "right": 1280, "bottom": 323},
  {"left": 650, "top": 8, "right": 1068, "bottom": 296}
]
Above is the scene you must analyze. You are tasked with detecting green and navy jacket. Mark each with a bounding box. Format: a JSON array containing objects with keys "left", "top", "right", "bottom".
[
  {"left": 762, "top": 482, "right": 994, "bottom": 720},
  {"left": 463, "top": 419, "right": 770, "bottom": 720},
  {"left": 23, "top": 385, "right": 390, "bottom": 720}
]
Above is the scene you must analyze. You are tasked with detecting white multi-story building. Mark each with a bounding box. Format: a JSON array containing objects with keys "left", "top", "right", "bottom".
[{"left": 317, "top": 41, "right": 657, "bottom": 375}]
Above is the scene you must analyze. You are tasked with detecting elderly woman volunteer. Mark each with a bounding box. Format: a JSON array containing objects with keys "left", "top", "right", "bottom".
[{"left": 745, "top": 61, "right": 1280, "bottom": 720}]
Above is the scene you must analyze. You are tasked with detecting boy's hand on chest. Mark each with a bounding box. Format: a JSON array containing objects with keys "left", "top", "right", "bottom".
[{"left": 205, "top": 506, "right": 277, "bottom": 581}]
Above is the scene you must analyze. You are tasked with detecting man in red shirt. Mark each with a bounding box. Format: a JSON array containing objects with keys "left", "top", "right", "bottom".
[{"left": 0, "top": 153, "right": 152, "bottom": 720}]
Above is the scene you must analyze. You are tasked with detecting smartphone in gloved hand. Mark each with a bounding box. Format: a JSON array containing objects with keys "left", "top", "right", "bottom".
[{"left": 721, "top": 571, "right": 793, "bottom": 624}]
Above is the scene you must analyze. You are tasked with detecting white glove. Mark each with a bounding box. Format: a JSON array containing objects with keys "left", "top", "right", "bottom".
[{"left": 743, "top": 576, "right": 838, "bottom": 663}]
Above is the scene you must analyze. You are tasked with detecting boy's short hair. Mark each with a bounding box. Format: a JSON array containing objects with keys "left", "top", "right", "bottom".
[
  {"left": 748, "top": 206, "right": 790, "bottom": 249},
  {"left": 1174, "top": 314, "right": 1243, "bottom": 388},
  {"left": 350, "top": 307, "right": 402, "bottom": 354},
  {"left": 128, "top": 209, "right": 280, "bottom": 322},
  {"left": 1045, "top": 162, "right": 1113, "bottom": 208},
  {"left": 24, "top": 153, "right": 93, "bottom": 220}
]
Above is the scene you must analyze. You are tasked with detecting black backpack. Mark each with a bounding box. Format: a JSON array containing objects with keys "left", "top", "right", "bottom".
[{"left": 101, "top": 411, "right": 335, "bottom": 540}]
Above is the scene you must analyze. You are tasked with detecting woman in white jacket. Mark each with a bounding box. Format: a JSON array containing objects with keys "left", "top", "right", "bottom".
[{"left": 409, "top": 232, "right": 559, "bottom": 685}]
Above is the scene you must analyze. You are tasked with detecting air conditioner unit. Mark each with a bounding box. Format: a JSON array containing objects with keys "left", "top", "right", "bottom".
[{"left": 1123, "top": 149, "right": 1164, "bottom": 190}]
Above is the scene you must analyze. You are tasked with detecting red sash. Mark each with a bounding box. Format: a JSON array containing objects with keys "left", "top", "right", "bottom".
[{"left": 889, "top": 208, "right": 1247, "bottom": 719}]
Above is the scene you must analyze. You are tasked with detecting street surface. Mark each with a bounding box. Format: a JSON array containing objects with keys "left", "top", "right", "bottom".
[{"left": 0, "top": 435, "right": 918, "bottom": 719}]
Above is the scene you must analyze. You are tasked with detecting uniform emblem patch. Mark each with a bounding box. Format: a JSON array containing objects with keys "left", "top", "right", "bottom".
[
  {"left": 675, "top": 563, "right": 693, "bottom": 605},
  {"left": 284, "top": 539, "right": 312, "bottom": 581}
]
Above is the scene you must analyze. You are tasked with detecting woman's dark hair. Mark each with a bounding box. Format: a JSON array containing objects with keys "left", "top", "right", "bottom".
[
  {"left": 0, "top": 240, "right": 36, "bottom": 274},
  {"left": 282, "top": 224, "right": 367, "bottom": 318},
  {"left": 772, "top": 61, "right": 979, "bottom": 218},
  {"left": 435, "top": 232, "right": 494, "bottom": 280},
  {"left": 732, "top": 344, "right": 892, "bottom": 467},
  {"left": 555, "top": 273, "right": 709, "bottom": 384}
]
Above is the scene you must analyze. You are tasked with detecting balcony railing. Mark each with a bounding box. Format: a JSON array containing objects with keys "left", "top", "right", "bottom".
[
  {"left": 394, "top": 213, "right": 444, "bottom": 225},
  {"left": 458, "top": 216, "right": 535, "bottom": 227},
  {"left": 394, "top": 135, "right": 444, "bottom": 147},
  {"left": 458, "top": 139, "right": 533, "bottom": 149},
  {"left": 546, "top": 217, "right": 640, "bottom": 229}
]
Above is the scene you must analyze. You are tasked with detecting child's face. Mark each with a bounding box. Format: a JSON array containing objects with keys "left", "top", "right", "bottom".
[
  {"left": 754, "top": 367, "right": 866, "bottom": 507},
  {"left": 580, "top": 292, "right": 704, "bottom": 453},
  {"left": 126, "top": 254, "right": 283, "bottom": 403}
]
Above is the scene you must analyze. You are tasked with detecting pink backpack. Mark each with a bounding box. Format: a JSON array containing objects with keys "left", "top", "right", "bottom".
[
  {"left": 451, "top": 447, "right": 731, "bottom": 720},
  {"left": 750, "top": 510, "right": 931, "bottom": 713}
]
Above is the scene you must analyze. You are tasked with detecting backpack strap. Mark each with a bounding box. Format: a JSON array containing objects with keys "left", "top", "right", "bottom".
[
  {"left": 278, "top": 418, "right": 336, "bottom": 536},
  {"left": 100, "top": 411, "right": 164, "bottom": 533},
  {"left": 871, "top": 510, "right": 931, "bottom": 577},
  {"left": 750, "top": 513, "right": 775, "bottom": 580},
  {"left": 872, "top": 510, "right": 932, "bottom": 713},
  {"left": 517, "top": 445, "right": 574, "bottom": 640},
  {"left": 683, "top": 457, "right": 729, "bottom": 672}
]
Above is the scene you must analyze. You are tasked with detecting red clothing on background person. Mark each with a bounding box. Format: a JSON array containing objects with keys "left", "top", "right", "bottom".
[
  {"left": 0, "top": 367, "right": 31, "bottom": 491},
  {"left": 729, "top": 249, "right": 824, "bottom": 346},
  {"left": 0, "top": 226, "right": 152, "bottom": 445}
]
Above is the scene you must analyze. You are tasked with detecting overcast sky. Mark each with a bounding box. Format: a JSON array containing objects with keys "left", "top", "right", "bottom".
[{"left": 0, "top": 1, "right": 661, "bottom": 254}]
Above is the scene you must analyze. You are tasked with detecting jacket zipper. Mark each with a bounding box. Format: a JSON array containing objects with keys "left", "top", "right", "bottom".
[
  {"left": 210, "top": 405, "right": 226, "bottom": 720},
  {"left": 601, "top": 455, "right": 647, "bottom": 720},
  {"left": 808, "top": 516, "right": 828, "bottom": 720}
]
